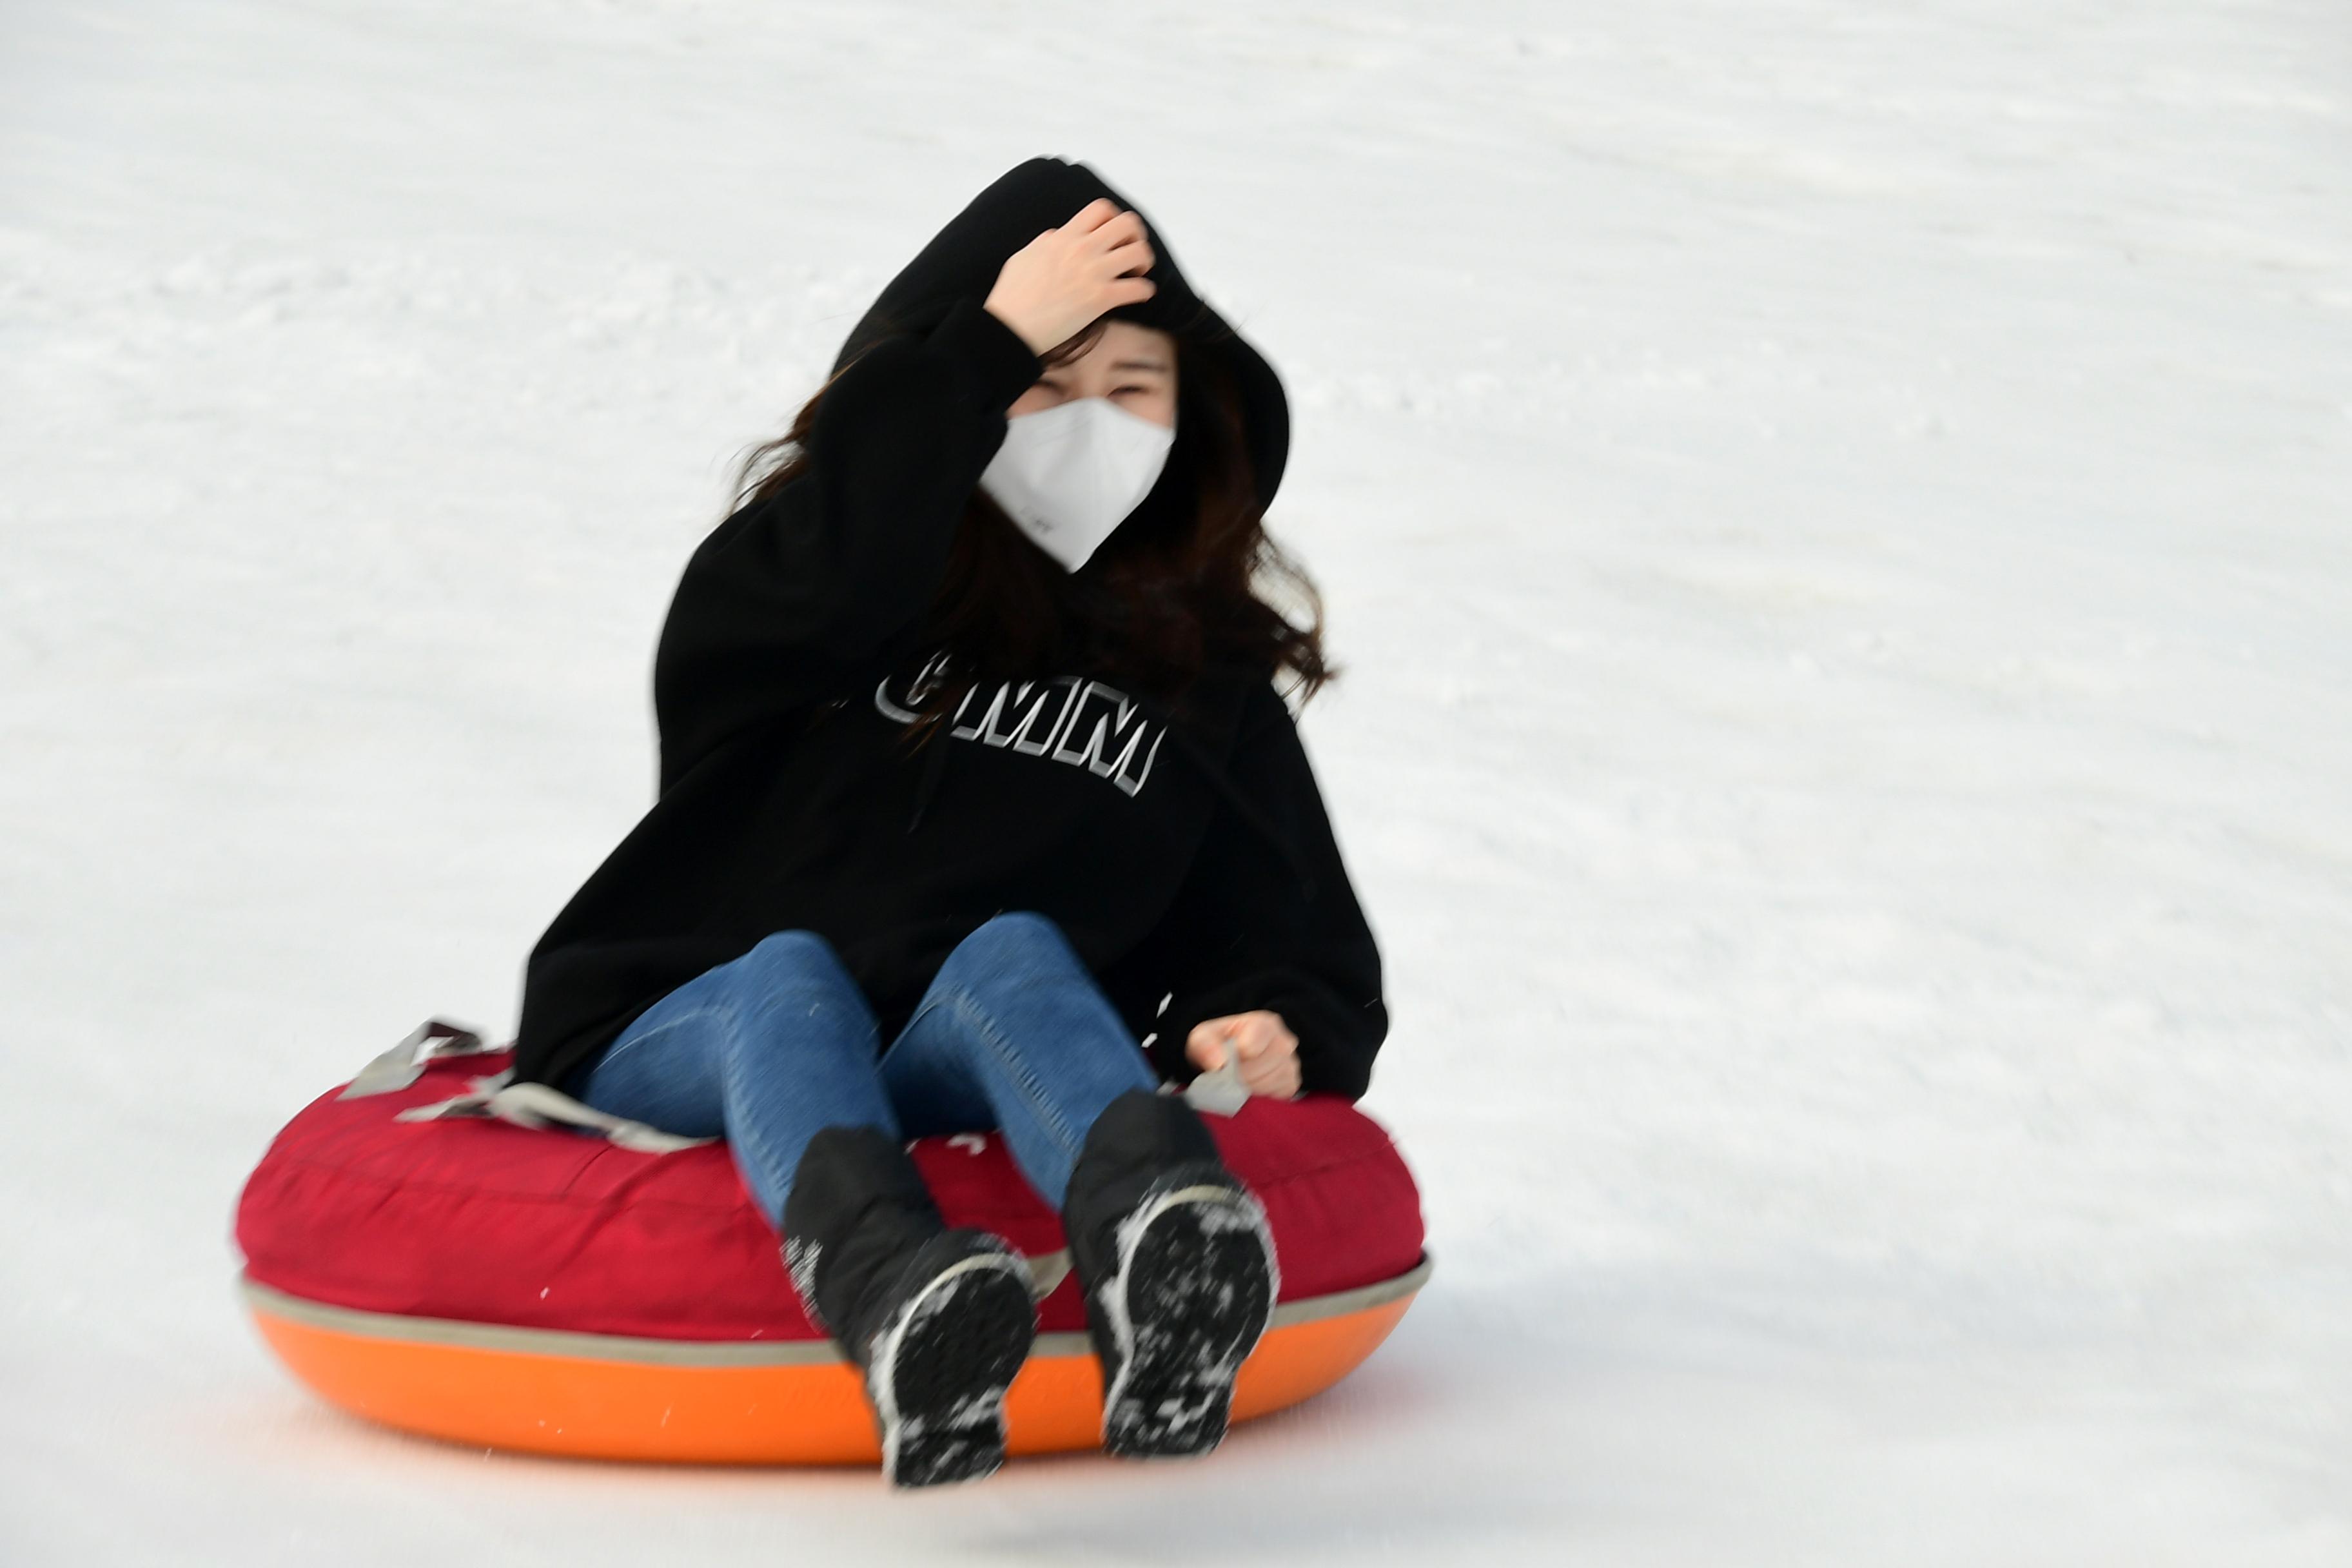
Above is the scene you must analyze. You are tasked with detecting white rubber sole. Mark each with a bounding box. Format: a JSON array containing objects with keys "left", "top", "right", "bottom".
[
  {"left": 868, "top": 1250, "right": 1037, "bottom": 1488},
  {"left": 1095, "top": 1183, "right": 1279, "bottom": 1460}
]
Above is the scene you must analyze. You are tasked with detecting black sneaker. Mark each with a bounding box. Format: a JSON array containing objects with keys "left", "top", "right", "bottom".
[
  {"left": 857, "top": 1229, "right": 1038, "bottom": 1487},
  {"left": 781, "top": 1126, "right": 1037, "bottom": 1488},
  {"left": 1062, "top": 1091, "right": 1279, "bottom": 1460}
]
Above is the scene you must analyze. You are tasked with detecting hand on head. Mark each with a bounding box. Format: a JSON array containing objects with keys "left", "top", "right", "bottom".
[{"left": 985, "top": 197, "right": 1158, "bottom": 359}]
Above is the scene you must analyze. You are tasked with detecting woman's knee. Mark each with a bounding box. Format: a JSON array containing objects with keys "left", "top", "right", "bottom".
[
  {"left": 943, "top": 910, "right": 1078, "bottom": 979},
  {"left": 728, "top": 928, "right": 881, "bottom": 1052},
  {"left": 735, "top": 928, "right": 855, "bottom": 990}
]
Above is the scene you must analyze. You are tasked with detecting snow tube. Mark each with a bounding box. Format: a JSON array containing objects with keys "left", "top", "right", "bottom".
[{"left": 233, "top": 1026, "right": 1429, "bottom": 1465}]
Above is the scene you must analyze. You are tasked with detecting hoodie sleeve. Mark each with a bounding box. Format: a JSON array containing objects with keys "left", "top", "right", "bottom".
[
  {"left": 1137, "top": 683, "right": 1390, "bottom": 1101},
  {"left": 651, "top": 299, "right": 1043, "bottom": 794}
]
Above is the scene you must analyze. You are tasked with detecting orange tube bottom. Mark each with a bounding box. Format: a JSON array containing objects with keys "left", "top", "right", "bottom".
[{"left": 248, "top": 1286, "right": 1418, "bottom": 1465}]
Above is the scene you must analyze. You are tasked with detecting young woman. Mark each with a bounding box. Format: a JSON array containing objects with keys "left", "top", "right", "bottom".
[{"left": 511, "top": 157, "right": 1388, "bottom": 1488}]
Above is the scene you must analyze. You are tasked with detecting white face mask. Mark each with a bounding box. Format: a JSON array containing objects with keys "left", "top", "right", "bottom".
[{"left": 978, "top": 397, "right": 1177, "bottom": 573}]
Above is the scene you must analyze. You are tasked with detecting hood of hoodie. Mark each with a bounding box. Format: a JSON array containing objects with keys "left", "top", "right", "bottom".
[
  {"left": 830, "top": 156, "right": 1290, "bottom": 518},
  {"left": 828, "top": 159, "right": 1320, "bottom": 896}
]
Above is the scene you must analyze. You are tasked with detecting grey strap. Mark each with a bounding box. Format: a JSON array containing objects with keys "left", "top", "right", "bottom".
[
  {"left": 394, "top": 1073, "right": 715, "bottom": 1155},
  {"left": 1184, "top": 1053, "right": 1251, "bottom": 1117},
  {"left": 338, "top": 1019, "right": 504, "bottom": 1099},
  {"left": 1023, "top": 1248, "right": 1072, "bottom": 1302}
]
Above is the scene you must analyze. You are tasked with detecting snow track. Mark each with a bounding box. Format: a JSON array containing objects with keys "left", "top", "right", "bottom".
[{"left": 3, "top": 1, "right": 2347, "bottom": 1562}]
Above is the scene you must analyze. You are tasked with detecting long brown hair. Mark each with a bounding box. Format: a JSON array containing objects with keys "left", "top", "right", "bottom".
[{"left": 730, "top": 322, "right": 1338, "bottom": 750}]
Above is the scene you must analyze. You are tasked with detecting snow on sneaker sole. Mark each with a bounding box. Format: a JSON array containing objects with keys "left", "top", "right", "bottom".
[
  {"left": 1096, "top": 1183, "right": 1278, "bottom": 1460},
  {"left": 868, "top": 1251, "right": 1036, "bottom": 1488}
]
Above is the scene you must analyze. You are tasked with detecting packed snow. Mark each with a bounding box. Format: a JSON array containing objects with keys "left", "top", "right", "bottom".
[{"left": 5, "top": 1, "right": 2349, "bottom": 1562}]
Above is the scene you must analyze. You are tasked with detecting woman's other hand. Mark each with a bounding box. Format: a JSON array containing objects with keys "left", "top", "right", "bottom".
[
  {"left": 984, "top": 197, "right": 1158, "bottom": 358},
  {"left": 1186, "top": 1010, "right": 1302, "bottom": 1100}
]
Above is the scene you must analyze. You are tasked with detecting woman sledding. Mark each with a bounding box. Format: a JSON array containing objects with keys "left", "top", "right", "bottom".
[{"left": 510, "top": 157, "right": 1388, "bottom": 1488}]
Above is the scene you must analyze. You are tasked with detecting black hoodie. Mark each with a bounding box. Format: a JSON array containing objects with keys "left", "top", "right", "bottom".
[{"left": 511, "top": 157, "right": 1388, "bottom": 1099}]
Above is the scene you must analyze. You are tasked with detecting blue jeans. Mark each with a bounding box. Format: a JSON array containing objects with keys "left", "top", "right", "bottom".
[{"left": 561, "top": 911, "right": 1160, "bottom": 1228}]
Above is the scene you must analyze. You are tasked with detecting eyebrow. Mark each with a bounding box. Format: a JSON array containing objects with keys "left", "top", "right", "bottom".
[{"left": 1047, "top": 358, "right": 1170, "bottom": 376}]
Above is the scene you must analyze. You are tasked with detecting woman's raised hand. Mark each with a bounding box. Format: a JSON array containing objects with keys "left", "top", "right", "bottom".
[
  {"left": 983, "top": 197, "right": 1158, "bottom": 358},
  {"left": 1186, "top": 1010, "right": 1302, "bottom": 1101}
]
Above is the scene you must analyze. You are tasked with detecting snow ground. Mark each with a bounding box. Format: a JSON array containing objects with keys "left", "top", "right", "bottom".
[{"left": 5, "top": 1, "right": 2349, "bottom": 1562}]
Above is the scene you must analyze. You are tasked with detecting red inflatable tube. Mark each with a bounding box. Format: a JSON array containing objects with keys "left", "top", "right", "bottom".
[{"left": 234, "top": 1045, "right": 1429, "bottom": 1464}]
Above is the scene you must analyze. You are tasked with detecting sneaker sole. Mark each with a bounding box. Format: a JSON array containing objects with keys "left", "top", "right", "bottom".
[
  {"left": 1097, "top": 1184, "right": 1277, "bottom": 1460},
  {"left": 870, "top": 1252, "right": 1036, "bottom": 1488}
]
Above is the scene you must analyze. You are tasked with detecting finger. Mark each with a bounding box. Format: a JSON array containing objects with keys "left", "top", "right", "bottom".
[
  {"left": 1090, "top": 222, "right": 1151, "bottom": 269},
  {"left": 1187, "top": 1026, "right": 1228, "bottom": 1072},
  {"left": 1101, "top": 237, "right": 1155, "bottom": 278},
  {"left": 1243, "top": 1054, "right": 1300, "bottom": 1097},
  {"left": 1251, "top": 1017, "right": 1300, "bottom": 1060},
  {"left": 1067, "top": 197, "right": 1125, "bottom": 233},
  {"left": 1087, "top": 207, "right": 1144, "bottom": 244}
]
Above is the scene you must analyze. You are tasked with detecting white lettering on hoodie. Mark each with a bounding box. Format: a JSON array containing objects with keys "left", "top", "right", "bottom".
[{"left": 872, "top": 649, "right": 1165, "bottom": 796}]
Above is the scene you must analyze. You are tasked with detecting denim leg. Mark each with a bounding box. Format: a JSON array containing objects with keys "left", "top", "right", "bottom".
[
  {"left": 567, "top": 930, "right": 900, "bottom": 1230},
  {"left": 879, "top": 911, "right": 1159, "bottom": 1210}
]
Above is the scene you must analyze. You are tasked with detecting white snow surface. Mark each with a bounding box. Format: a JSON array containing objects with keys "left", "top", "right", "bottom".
[{"left": 5, "top": 1, "right": 2350, "bottom": 1562}]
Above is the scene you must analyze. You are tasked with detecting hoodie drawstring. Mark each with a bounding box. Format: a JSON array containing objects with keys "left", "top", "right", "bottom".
[{"left": 905, "top": 718, "right": 956, "bottom": 836}]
